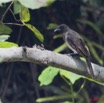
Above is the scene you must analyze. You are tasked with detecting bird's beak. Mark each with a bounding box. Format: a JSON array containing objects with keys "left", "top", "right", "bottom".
[{"left": 54, "top": 28, "right": 61, "bottom": 34}]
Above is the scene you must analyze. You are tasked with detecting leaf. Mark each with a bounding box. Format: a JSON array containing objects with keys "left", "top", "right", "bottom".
[
  {"left": 47, "top": 0, "right": 55, "bottom": 6},
  {"left": 0, "top": 24, "right": 12, "bottom": 35},
  {"left": 0, "top": 42, "right": 18, "bottom": 48},
  {"left": 19, "top": 5, "right": 30, "bottom": 22},
  {"left": 38, "top": 66, "right": 59, "bottom": 86},
  {"left": 0, "top": 0, "right": 12, "bottom": 5},
  {"left": 0, "top": 35, "right": 10, "bottom": 42},
  {"left": 13, "top": 1, "right": 21, "bottom": 14},
  {"left": 36, "top": 96, "right": 72, "bottom": 103},
  {"left": 53, "top": 35, "right": 62, "bottom": 39},
  {"left": 18, "top": 0, "right": 55, "bottom": 9},
  {"left": 47, "top": 23, "right": 58, "bottom": 30},
  {"left": 86, "top": 78, "right": 104, "bottom": 86},
  {"left": 60, "top": 70, "right": 82, "bottom": 84},
  {"left": 53, "top": 43, "right": 67, "bottom": 53},
  {"left": 25, "top": 24, "right": 44, "bottom": 42}
]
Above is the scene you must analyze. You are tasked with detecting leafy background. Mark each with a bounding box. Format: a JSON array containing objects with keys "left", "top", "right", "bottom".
[{"left": 0, "top": 0, "right": 104, "bottom": 103}]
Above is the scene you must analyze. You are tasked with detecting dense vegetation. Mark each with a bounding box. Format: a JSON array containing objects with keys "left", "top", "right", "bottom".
[{"left": 0, "top": 0, "right": 104, "bottom": 103}]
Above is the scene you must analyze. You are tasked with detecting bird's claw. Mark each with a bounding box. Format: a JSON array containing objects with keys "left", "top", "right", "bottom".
[{"left": 33, "top": 44, "right": 45, "bottom": 50}]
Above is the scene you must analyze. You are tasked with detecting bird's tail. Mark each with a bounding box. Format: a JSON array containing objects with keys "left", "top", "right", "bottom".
[{"left": 86, "top": 58, "right": 94, "bottom": 78}]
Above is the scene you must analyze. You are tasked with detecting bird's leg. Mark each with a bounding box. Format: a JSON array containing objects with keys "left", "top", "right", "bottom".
[{"left": 33, "top": 44, "right": 45, "bottom": 50}]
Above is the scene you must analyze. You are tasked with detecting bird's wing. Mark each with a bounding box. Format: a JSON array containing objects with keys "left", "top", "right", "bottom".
[
  {"left": 67, "top": 35, "right": 90, "bottom": 57},
  {"left": 77, "top": 38, "right": 90, "bottom": 57}
]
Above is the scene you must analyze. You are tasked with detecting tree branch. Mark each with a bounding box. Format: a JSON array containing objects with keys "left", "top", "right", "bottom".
[{"left": 0, "top": 46, "right": 104, "bottom": 83}]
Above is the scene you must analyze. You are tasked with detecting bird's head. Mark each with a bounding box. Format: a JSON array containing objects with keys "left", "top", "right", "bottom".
[{"left": 54, "top": 24, "right": 69, "bottom": 34}]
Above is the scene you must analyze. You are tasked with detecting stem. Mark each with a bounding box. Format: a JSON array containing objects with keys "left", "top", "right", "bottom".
[
  {"left": 76, "top": 79, "right": 86, "bottom": 94},
  {"left": 9, "top": 9, "right": 20, "bottom": 22},
  {"left": 3, "top": 22, "right": 24, "bottom": 26},
  {"left": 1, "top": 1, "right": 14, "bottom": 22},
  {"left": 61, "top": 76, "right": 75, "bottom": 103}
]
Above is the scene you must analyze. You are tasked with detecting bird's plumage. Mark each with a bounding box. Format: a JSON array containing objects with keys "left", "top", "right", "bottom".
[{"left": 54, "top": 24, "right": 94, "bottom": 78}]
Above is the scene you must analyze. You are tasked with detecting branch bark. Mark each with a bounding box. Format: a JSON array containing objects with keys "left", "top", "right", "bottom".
[{"left": 0, "top": 46, "right": 104, "bottom": 83}]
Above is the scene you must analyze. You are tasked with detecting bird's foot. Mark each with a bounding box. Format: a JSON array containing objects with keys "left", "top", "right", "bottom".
[{"left": 33, "top": 44, "right": 45, "bottom": 50}]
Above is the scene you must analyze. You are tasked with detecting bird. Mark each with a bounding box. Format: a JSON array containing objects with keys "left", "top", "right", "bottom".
[{"left": 54, "top": 24, "right": 94, "bottom": 78}]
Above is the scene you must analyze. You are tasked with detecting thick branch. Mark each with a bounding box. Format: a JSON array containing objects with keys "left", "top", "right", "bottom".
[{"left": 0, "top": 46, "right": 104, "bottom": 83}]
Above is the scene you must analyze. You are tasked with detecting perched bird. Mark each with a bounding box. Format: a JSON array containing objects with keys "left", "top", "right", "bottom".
[{"left": 54, "top": 24, "right": 94, "bottom": 78}]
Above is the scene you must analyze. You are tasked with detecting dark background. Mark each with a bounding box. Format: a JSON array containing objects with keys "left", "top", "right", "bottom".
[{"left": 0, "top": 0, "right": 104, "bottom": 103}]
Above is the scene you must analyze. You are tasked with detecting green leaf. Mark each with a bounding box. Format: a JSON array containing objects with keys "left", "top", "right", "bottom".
[
  {"left": 86, "top": 78, "right": 104, "bottom": 86},
  {"left": 0, "top": 42, "right": 18, "bottom": 48},
  {"left": 60, "top": 70, "right": 82, "bottom": 84},
  {"left": 47, "top": 0, "right": 55, "bottom": 6},
  {"left": 18, "top": 0, "right": 55, "bottom": 9},
  {"left": 38, "top": 66, "right": 59, "bottom": 86},
  {"left": 0, "top": 24, "right": 12, "bottom": 35},
  {"left": 19, "top": 5, "right": 30, "bottom": 22},
  {"left": 53, "top": 34, "right": 62, "bottom": 39},
  {"left": 36, "top": 96, "right": 72, "bottom": 103},
  {"left": 0, "top": 35, "right": 10, "bottom": 42},
  {"left": 53, "top": 43, "right": 67, "bottom": 53},
  {"left": 13, "top": 1, "right": 21, "bottom": 14},
  {"left": 25, "top": 24, "right": 44, "bottom": 42},
  {"left": 47, "top": 23, "right": 58, "bottom": 30}
]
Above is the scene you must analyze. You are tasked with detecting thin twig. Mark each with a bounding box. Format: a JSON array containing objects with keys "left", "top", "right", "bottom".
[
  {"left": 1, "top": 63, "right": 14, "bottom": 100},
  {"left": 3, "top": 22, "right": 24, "bottom": 26},
  {"left": 9, "top": 9, "right": 21, "bottom": 22},
  {"left": 17, "top": 27, "right": 23, "bottom": 43},
  {"left": 1, "top": 1, "right": 14, "bottom": 22}
]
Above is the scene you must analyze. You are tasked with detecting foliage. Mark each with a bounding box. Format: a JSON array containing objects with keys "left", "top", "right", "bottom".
[
  {"left": 0, "top": 0, "right": 104, "bottom": 103},
  {"left": 0, "top": 24, "right": 12, "bottom": 34},
  {"left": 38, "top": 66, "right": 59, "bottom": 86},
  {"left": 25, "top": 24, "right": 44, "bottom": 42},
  {"left": 0, "top": 0, "right": 55, "bottom": 9}
]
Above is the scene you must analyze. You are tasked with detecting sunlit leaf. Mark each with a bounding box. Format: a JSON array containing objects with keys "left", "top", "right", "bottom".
[
  {"left": 60, "top": 70, "right": 82, "bottom": 84},
  {"left": 25, "top": 24, "right": 44, "bottom": 42},
  {"left": 0, "top": 42, "right": 18, "bottom": 48},
  {"left": 53, "top": 35, "right": 62, "bottom": 39},
  {"left": 0, "top": 35, "right": 10, "bottom": 42},
  {"left": 47, "top": 0, "right": 55, "bottom": 6},
  {"left": 20, "top": 5, "right": 30, "bottom": 22},
  {"left": 18, "top": 0, "right": 55, "bottom": 9},
  {"left": 0, "top": 24, "right": 12, "bottom": 35},
  {"left": 13, "top": 1, "right": 21, "bottom": 14},
  {"left": 36, "top": 96, "right": 72, "bottom": 103},
  {"left": 63, "top": 101, "right": 73, "bottom": 103},
  {"left": 47, "top": 23, "right": 58, "bottom": 30},
  {"left": 53, "top": 43, "right": 67, "bottom": 53},
  {"left": 38, "top": 66, "right": 59, "bottom": 86}
]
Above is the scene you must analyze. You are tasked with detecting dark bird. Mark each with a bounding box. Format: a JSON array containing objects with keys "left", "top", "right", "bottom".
[{"left": 54, "top": 24, "right": 94, "bottom": 78}]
